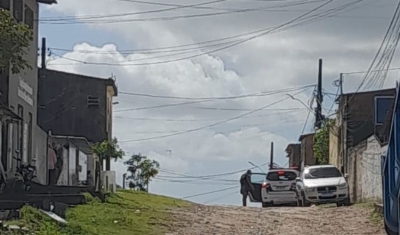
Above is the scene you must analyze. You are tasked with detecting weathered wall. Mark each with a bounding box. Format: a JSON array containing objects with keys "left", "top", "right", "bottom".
[
  {"left": 329, "top": 125, "right": 340, "bottom": 168},
  {"left": 68, "top": 146, "right": 77, "bottom": 185},
  {"left": 101, "top": 171, "right": 116, "bottom": 193},
  {"left": 347, "top": 135, "right": 386, "bottom": 203},
  {"left": 78, "top": 151, "right": 87, "bottom": 182}
]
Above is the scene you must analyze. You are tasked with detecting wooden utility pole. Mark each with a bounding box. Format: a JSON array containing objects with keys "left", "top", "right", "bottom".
[
  {"left": 315, "top": 59, "right": 323, "bottom": 129},
  {"left": 269, "top": 142, "right": 274, "bottom": 170},
  {"left": 41, "top": 37, "right": 46, "bottom": 69}
]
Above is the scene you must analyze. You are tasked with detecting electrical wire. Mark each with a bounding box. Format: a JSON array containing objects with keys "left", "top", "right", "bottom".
[
  {"left": 47, "top": 0, "right": 364, "bottom": 67},
  {"left": 119, "top": 86, "right": 312, "bottom": 142},
  {"left": 181, "top": 185, "right": 238, "bottom": 199},
  {"left": 114, "top": 85, "right": 313, "bottom": 112},
  {"left": 39, "top": 0, "right": 325, "bottom": 23}
]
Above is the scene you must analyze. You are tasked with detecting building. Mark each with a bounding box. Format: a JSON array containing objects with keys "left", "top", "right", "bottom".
[
  {"left": 0, "top": 0, "right": 56, "bottom": 185},
  {"left": 299, "top": 133, "right": 316, "bottom": 172},
  {"left": 285, "top": 143, "right": 301, "bottom": 168},
  {"left": 48, "top": 135, "right": 92, "bottom": 186},
  {"left": 37, "top": 69, "right": 117, "bottom": 144},
  {"left": 330, "top": 88, "right": 396, "bottom": 203},
  {"left": 37, "top": 68, "right": 118, "bottom": 188}
]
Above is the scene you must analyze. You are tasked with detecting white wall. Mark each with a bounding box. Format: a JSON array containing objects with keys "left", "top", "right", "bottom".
[
  {"left": 78, "top": 151, "right": 87, "bottom": 182},
  {"left": 68, "top": 146, "right": 77, "bottom": 185},
  {"left": 101, "top": 171, "right": 116, "bottom": 193},
  {"left": 57, "top": 147, "right": 69, "bottom": 185},
  {"left": 358, "top": 136, "right": 387, "bottom": 202}
]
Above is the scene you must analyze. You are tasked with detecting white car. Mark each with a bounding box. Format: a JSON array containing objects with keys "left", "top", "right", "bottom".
[
  {"left": 248, "top": 168, "right": 299, "bottom": 207},
  {"left": 296, "top": 165, "right": 350, "bottom": 207}
]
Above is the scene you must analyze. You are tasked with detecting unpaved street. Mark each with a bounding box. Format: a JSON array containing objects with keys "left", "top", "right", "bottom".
[{"left": 168, "top": 204, "right": 384, "bottom": 235}]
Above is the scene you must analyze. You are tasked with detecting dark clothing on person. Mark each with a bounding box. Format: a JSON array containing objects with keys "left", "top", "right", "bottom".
[{"left": 240, "top": 171, "right": 254, "bottom": 207}]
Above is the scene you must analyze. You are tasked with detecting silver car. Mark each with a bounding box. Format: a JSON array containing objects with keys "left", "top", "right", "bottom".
[{"left": 296, "top": 165, "right": 350, "bottom": 207}]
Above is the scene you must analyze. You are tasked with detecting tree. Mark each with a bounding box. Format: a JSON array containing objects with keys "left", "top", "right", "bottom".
[
  {"left": 124, "top": 154, "right": 160, "bottom": 192},
  {"left": 0, "top": 9, "right": 33, "bottom": 74},
  {"left": 91, "top": 137, "right": 125, "bottom": 171},
  {"left": 313, "top": 119, "right": 334, "bottom": 165}
]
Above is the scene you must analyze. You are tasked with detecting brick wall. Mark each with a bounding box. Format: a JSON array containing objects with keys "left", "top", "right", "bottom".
[{"left": 347, "top": 135, "right": 386, "bottom": 203}]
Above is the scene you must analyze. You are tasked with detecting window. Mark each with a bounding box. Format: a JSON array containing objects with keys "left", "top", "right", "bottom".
[
  {"left": 13, "top": 0, "right": 23, "bottom": 22},
  {"left": 375, "top": 96, "right": 394, "bottom": 125},
  {"left": 24, "top": 5, "right": 34, "bottom": 29},
  {"left": 267, "top": 171, "right": 297, "bottom": 181},
  {"left": 0, "top": 0, "right": 10, "bottom": 10},
  {"left": 87, "top": 96, "right": 100, "bottom": 107},
  {"left": 304, "top": 167, "right": 342, "bottom": 179},
  {"left": 250, "top": 173, "right": 266, "bottom": 184}
]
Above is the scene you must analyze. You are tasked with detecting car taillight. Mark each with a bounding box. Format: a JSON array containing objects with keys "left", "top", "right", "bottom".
[{"left": 262, "top": 182, "right": 270, "bottom": 189}]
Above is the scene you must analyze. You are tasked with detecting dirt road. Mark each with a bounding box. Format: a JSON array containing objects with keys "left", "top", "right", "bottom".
[{"left": 168, "top": 204, "right": 385, "bottom": 235}]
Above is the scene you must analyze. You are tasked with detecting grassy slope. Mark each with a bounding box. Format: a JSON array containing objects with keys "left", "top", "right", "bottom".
[{"left": 8, "top": 190, "right": 191, "bottom": 235}]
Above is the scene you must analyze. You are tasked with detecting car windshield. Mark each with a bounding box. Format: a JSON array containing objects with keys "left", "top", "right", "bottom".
[
  {"left": 267, "top": 171, "right": 297, "bottom": 181},
  {"left": 304, "top": 167, "right": 342, "bottom": 179}
]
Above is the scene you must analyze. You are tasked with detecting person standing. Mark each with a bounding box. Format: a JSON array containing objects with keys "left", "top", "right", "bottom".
[
  {"left": 240, "top": 170, "right": 255, "bottom": 207},
  {"left": 48, "top": 143, "right": 57, "bottom": 185}
]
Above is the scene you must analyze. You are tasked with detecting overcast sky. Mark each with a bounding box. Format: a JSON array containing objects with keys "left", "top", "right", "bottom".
[{"left": 39, "top": 0, "right": 400, "bottom": 206}]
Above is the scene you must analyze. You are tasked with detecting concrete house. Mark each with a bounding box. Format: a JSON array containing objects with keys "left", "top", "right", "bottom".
[
  {"left": 299, "top": 133, "right": 316, "bottom": 172},
  {"left": 285, "top": 143, "right": 301, "bottom": 168},
  {"left": 37, "top": 69, "right": 118, "bottom": 191},
  {"left": 330, "top": 88, "right": 396, "bottom": 203},
  {"left": 0, "top": 0, "right": 56, "bottom": 185}
]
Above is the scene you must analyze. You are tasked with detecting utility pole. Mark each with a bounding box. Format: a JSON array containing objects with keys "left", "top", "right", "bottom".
[
  {"left": 339, "top": 73, "right": 343, "bottom": 95},
  {"left": 122, "top": 173, "right": 127, "bottom": 189},
  {"left": 41, "top": 37, "right": 46, "bottom": 69},
  {"left": 269, "top": 142, "right": 274, "bottom": 170},
  {"left": 315, "top": 59, "right": 323, "bottom": 129}
]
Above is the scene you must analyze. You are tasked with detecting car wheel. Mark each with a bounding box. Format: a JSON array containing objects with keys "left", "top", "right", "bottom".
[{"left": 262, "top": 202, "right": 269, "bottom": 208}]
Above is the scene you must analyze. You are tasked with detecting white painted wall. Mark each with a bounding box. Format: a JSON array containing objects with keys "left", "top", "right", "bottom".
[
  {"left": 68, "top": 146, "right": 77, "bottom": 185},
  {"left": 101, "top": 171, "right": 116, "bottom": 193},
  {"left": 57, "top": 147, "right": 69, "bottom": 185},
  {"left": 357, "top": 136, "right": 387, "bottom": 202},
  {"left": 78, "top": 151, "right": 87, "bottom": 182}
]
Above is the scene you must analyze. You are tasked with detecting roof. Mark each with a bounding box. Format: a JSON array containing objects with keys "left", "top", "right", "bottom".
[
  {"left": 299, "top": 133, "right": 314, "bottom": 142},
  {"left": 285, "top": 143, "right": 300, "bottom": 153},
  {"left": 37, "top": 0, "right": 57, "bottom": 4},
  {"left": 341, "top": 88, "right": 396, "bottom": 97},
  {"left": 40, "top": 68, "right": 118, "bottom": 96},
  {"left": 50, "top": 135, "right": 92, "bottom": 154},
  {"left": 0, "top": 104, "right": 21, "bottom": 120}
]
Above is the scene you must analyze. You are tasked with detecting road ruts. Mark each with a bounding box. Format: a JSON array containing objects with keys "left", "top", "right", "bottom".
[{"left": 167, "top": 204, "right": 385, "bottom": 235}]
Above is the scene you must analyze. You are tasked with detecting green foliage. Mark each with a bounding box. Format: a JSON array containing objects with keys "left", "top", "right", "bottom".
[
  {"left": 313, "top": 119, "right": 334, "bottom": 165},
  {"left": 92, "top": 137, "right": 125, "bottom": 170},
  {"left": 12, "top": 191, "right": 191, "bottom": 235},
  {"left": 0, "top": 9, "right": 33, "bottom": 74},
  {"left": 124, "top": 154, "right": 160, "bottom": 192}
]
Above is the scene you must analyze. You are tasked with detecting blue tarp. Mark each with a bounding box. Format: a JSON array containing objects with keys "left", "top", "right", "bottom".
[{"left": 382, "top": 85, "right": 400, "bottom": 235}]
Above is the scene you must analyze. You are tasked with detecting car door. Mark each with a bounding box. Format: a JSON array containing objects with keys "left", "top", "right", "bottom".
[{"left": 248, "top": 173, "right": 267, "bottom": 202}]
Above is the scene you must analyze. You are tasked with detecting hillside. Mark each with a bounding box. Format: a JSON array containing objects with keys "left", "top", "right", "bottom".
[{"left": 4, "top": 190, "right": 191, "bottom": 235}]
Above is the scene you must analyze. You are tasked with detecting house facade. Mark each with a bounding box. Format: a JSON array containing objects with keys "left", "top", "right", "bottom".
[
  {"left": 299, "top": 133, "right": 316, "bottom": 172},
  {"left": 329, "top": 88, "right": 396, "bottom": 203},
  {"left": 37, "top": 69, "right": 117, "bottom": 143},
  {"left": 285, "top": 143, "right": 301, "bottom": 168},
  {"left": 0, "top": 0, "right": 56, "bottom": 185},
  {"left": 37, "top": 69, "right": 118, "bottom": 189},
  {"left": 49, "top": 135, "right": 91, "bottom": 186}
]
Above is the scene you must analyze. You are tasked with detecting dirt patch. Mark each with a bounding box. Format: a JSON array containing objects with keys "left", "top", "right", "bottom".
[{"left": 167, "top": 204, "right": 385, "bottom": 234}]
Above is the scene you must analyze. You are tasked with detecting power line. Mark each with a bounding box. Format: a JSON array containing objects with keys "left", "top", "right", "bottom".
[
  {"left": 181, "top": 186, "right": 238, "bottom": 199},
  {"left": 47, "top": 0, "right": 363, "bottom": 67},
  {"left": 119, "top": 86, "right": 312, "bottom": 142},
  {"left": 114, "top": 85, "right": 313, "bottom": 112},
  {"left": 39, "top": 0, "right": 325, "bottom": 23}
]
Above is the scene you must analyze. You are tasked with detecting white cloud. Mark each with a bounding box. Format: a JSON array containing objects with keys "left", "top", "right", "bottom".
[{"left": 40, "top": 0, "right": 400, "bottom": 205}]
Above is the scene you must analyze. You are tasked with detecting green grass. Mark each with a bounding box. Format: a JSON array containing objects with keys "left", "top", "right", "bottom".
[{"left": 5, "top": 190, "right": 191, "bottom": 235}]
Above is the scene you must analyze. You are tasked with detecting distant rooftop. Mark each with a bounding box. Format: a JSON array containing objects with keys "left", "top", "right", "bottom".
[{"left": 37, "top": 0, "right": 57, "bottom": 4}]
